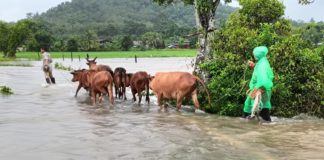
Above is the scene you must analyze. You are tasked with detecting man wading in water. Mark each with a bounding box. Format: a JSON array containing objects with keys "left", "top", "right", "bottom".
[
  {"left": 41, "top": 48, "right": 55, "bottom": 84},
  {"left": 242, "top": 46, "right": 274, "bottom": 122}
]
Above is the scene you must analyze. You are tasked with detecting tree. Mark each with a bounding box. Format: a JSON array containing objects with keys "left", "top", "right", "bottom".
[
  {"left": 0, "top": 21, "right": 10, "bottom": 56},
  {"left": 67, "top": 38, "right": 78, "bottom": 52},
  {"left": 4, "top": 20, "right": 36, "bottom": 57},
  {"left": 301, "top": 23, "right": 323, "bottom": 47},
  {"left": 120, "top": 36, "right": 133, "bottom": 51},
  {"left": 79, "top": 30, "right": 100, "bottom": 51},
  {"left": 141, "top": 32, "right": 164, "bottom": 49},
  {"left": 153, "top": 0, "right": 232, "bottom": 79}
]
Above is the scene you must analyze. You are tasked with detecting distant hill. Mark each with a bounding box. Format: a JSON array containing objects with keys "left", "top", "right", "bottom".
[{"left": 33, "top": 0, "right": 237, "bottom": 39}]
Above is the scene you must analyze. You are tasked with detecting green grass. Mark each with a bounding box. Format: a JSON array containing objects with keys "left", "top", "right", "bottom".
[{"left": 15, "top": 49, "right": 196, "bottom": 60}]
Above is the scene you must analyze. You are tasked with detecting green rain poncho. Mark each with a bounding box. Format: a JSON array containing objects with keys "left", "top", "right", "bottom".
[{"left": 244, "top": 46, "right": 274, "bottom": 113}]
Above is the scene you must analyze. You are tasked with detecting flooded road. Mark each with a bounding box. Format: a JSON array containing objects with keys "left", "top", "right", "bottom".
[{"left": 1, "top": 58, "right": 324, "bottom": 160}]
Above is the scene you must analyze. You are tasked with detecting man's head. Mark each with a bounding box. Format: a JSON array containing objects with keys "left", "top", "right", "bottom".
[
  {"left": 40, "top": 48, "right": 47, "bottom": 54},
  {"left": 253, "top": 46, "right": 268, "bottom": 61}
]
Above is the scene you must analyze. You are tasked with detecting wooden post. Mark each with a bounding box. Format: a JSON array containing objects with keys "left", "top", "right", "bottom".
[
  {"left": 62, "top": 53, "right": 64, "bottom": 61},
  {"left": 135, "top": 55, "right": 137, "bottom": 63},
  {"left": 78, "top": 55, "right": 80, "bottom": 61},
  {"left": 71, "top": 52, "right": 73, "bottom": 61}
]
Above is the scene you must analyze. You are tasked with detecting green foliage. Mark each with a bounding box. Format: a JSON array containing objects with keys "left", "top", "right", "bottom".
[
  {"left": 200, "top": 0, "right": 324, "bottom": 117},
  {"left": 300, "top": 23, "right": 324, "bottom": 47},
  {"left": 239, "top": 0, "right": 284, "bottom": 28},
  {"left": 199, "top": 53, "right": 248, "bottom": 116},
  {"left": 2, "top": 20, "right": 36, "bottom": 57},
  {"left": 67, "top": 38, "right": 78, "bottom": 52},
  {"left": 0, "top": 21, "right": 10, "bottom": 54},
  {"left": 29, "top": 0, "right": 236, "bottom": 51},
  {"left": 269, "top": 36, "right": 323, "bottom": 117},
  {"left": 141, "top": 32, "right": 165, "bottom": 49},
  {"left": 0, "top": 85, "right": 14, "bottom": 95},
  {"left": 120, "top": 36, "right": 133, "bottom": 51}
]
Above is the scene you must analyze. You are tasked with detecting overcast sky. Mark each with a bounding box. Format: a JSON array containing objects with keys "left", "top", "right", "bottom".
[{"left": 0, "top": 0, "right": 323, "bottom": 23}]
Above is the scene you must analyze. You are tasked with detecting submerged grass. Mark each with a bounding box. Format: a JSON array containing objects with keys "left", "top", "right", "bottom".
[
  {"left": 0, "top": 85, "right": 13, "bottom": 95},
  {"left": 0, "top": 63, "right": 33, "bottom": 67},
  {"left": 54, "top": 62, "right": 73, "bottom": 71}
]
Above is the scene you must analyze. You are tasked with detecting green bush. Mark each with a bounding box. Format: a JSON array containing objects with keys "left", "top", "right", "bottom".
[
  {"left": 198, "top": 0, "right": 323, "bottom": 118},
  {"left": 0, "top": 85, "right": 13, "bottom": 95}
]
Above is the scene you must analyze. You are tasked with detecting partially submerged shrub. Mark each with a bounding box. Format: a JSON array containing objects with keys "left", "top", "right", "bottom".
[{"left": 0, "top": 85, "right": 13, "bottom": 95}]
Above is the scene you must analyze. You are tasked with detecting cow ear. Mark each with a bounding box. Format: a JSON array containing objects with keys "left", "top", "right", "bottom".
[
  {"left": 86, "top": 62, "right": 89, "bottom": 65},
  {"left": 148, "top": 76, "right": 155, "bottom": 81},
  {"left": 70, "top": 71, "right": 75, "bottom": 75}
]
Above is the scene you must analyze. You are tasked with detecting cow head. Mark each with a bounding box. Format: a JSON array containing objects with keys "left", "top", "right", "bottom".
[
  {"left": 70, "top": 69, "right": 85, "bottom": 82},
  {"left": 86, "top": 54, "right": 97, "bottom": 70}
]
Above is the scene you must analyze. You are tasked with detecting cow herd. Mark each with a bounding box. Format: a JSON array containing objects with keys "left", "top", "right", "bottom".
[{"left": 70, "top": 55, "right": 210, "bottom": 111}]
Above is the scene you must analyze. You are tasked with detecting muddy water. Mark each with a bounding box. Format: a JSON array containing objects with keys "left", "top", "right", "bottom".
[{"left": 0, "top": 58, "right": 323, "bottom": 160}]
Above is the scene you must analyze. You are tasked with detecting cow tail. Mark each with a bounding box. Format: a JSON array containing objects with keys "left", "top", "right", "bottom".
[
  {"left": 195, "top": 76, "right": 211, "bottom": 106},
  {"left": 145, "top": 75, "right": 150, "bottom": 104},
  {"left": 121, "top": 71, "right": 126, "bottom": 87}
]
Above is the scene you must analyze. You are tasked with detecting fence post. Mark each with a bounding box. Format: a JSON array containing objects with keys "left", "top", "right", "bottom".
[
  {"left": 71, "top": 52, "right": 73, "bottom": 61},
  {"left": 135, "top": 55, "right": 137, "bottom": 63},
  {"left": 78, "top": 55, "right": 80, "bottom": 62},
  {"left": 62, "top": 53, "right": 64, "bottom": 61}
]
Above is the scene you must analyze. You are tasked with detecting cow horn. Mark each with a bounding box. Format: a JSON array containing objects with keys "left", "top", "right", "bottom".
[
  {"left": 86, "top": 54, "right": 90, "bottom": 62},
  {"left": 93, "top": 57, "right": 97, "bottom": 62}
]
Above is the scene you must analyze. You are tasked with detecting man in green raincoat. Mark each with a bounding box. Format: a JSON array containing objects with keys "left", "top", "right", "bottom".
[{"left": 243, "top": 46, "right": 274, "bottom": 121}]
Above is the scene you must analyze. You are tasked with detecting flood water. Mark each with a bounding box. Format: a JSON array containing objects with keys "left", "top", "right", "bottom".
[{"left": 1, "top": 58, "right": 324, "bottom": 160}]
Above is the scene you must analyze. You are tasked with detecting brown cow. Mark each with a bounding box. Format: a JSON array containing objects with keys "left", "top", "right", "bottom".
[
  {"left": 149, "top": 72, "right": 210, "bottom": 111},
  {"left": 89, "top": 71, "right": 114, "bottom": 106},
  {"left": 86, "top": 54, "right": 114, "bottom": 76},
  {"left": 130, "top": 71, "right": 150, "bottom": 105},
  {"left": 113, "top": 67, "right": 127, "bottom": 100},
  {"left": 71, "top": 69, "right": 89, "bottom": 97},
  {"left": 125, "top": 73, "right": 133, "bottom": 87}
]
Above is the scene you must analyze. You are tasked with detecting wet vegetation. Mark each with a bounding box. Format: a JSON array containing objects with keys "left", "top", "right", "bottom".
[
  {"left": 0, "top": 85, "right": 13, "bottom": 95},
  {"left": 54, "top": 62, "right": 73, "bottom": 71}
]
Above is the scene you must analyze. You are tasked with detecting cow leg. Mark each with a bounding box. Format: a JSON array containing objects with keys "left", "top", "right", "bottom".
[
  {"left": 157, "top": 93, "right": 163, "bottom": 111},
  {"left": 92, "top": 90, "right": 97, "bottom": 106},
  {"left": 98, "top": 88, "right": 107, "bottom": 104},
  {"left": 114, "top": 84, "right": 118, "bottom": 98},
  {"left": 191, "top": 90, "right": 200, "bottom": 110},
  {"left": 138, "top": 89, "right": 142, "bottom": 105},
  {"left": 131, "top": 89, "right": 136, "bottom": 102},
  {"left": 75, "top": 84, "right": 82, "bottom": 97},
  {"left": 98, "top": 93, "right": 103, "bottom": 104},
  {"left": 119, "top": 89, "right": 122, "bottom": 99},
  {"left": 123, "top": 86, "right": 127, "bottom": 100},
  {"left": 176, "top": 94, "right": 184, "bottom": 112},
  {"left": 108, "top": 83, "right": 114, "bottom": 105},
  {"left": 145, "top": 85, "right": 150, "bottom": 104}
]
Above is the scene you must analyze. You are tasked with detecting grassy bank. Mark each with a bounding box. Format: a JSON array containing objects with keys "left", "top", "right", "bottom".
[{"left": 15, "top": 49, "right": 196, "bottom": 60}]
